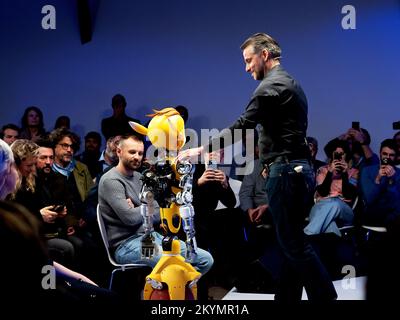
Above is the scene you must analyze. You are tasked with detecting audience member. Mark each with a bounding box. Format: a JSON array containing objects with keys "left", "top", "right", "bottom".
[
  {"left": 1, "top": 123, "right": 20, "bottom": 145},
  {"left": 19, "top": 106, "right": 47, "bottom": 142},
  {"left": 54, "top": 115, "right": 71, "bottom": 130},
  {"left": 175, "top": 105, "right": 189, "bottom": 124},
  {"left": 49, "top": 128, "right": 106, "bottom": 281},
  {"left": 325, "top": 127, "right": 378, "bottom": 172},
  {"left": 101, "top": 94, "right": 141, "bottom": 141},
  {"left": 76, "top": 131, "right": 102, "bottom": 179},
  {"left": 307, "top": 136, "right": 327, "bottom": 173},
  {"left": 9, "top": 139, "right": 39, "bottom": 202},
  {"left": 359, "top": 138, "right": 400, "bottom": 227},
  {"left": 0, "top": 139, "right": 19, "bottom": 199},
  {"left": 35, "top": 137, "right": 76, "bottom": 265}
]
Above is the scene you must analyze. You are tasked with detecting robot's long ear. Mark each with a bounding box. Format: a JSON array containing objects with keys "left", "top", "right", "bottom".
[{"left": 129, "top": 121, "right": 148, "bottom": 136}]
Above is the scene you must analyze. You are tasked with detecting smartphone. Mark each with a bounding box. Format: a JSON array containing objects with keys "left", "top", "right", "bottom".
[
  {"left": 352, "top": 121, "right": 360, "bottom": 130},
  {"left": 333, "top": 152, "right": 342, "bottom": 161},
  {"left": 52, "top": 204, "right": 64, "bottom": 213}
]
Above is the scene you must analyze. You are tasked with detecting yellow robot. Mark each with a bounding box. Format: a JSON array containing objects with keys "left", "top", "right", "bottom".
[{"left": 129, "top": 108, "right": 201, "bottom": 300}]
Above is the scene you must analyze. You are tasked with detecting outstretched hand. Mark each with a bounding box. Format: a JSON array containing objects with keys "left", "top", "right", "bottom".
[{"left": 177, "top": 146, "right": 204, "bottom": 162}]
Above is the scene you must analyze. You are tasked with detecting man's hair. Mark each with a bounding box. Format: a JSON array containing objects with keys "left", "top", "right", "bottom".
[
  {"left": 0, "top": 123, "right": 20, "bottom": 139},
  {"left": 306, "top": 136, "right": 318, "bottom": 149},
  {"left": 240, "top": 33, "right": 282, "bottom": 60},
  {"left": 380, "top": 138, "right": 397, "bottom": 155},
  {"left": 54, "top": 115, "right": 70, "bottom": 130},
  {"left": 85, "top": 131, "right": 102, "bottom": 144},
  {"left": 49, "top": 128, "right": 81, "bottom": 153},
  {"left": 35, "top": 136, "right": 54, "bottom": 150},
  {"left": 118, "top": 134, "right": 144, "bottom": 148},
  {"left": 175, "top": 105, "right": 189, "bottom": 123}
]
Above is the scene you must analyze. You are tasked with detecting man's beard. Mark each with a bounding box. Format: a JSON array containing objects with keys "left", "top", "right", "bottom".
[
  {"left": 38, "top": 165, "right": 52, "bottom": 174},
  {"left": 122, "top": 158, "right": 140, "bottom": 171}
]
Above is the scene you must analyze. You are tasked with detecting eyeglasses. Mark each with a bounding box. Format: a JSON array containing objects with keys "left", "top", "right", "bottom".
[{"left": 58, "top": 143, "right": 74, "bottom": 150}]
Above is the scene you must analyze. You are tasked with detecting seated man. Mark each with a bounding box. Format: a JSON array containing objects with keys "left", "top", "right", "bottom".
[
  {"left": 360, "top": 139, "right": 400, "bottom": 226},
  {"left": 98, "top": 134, "right": 213, "bottom": 275}
]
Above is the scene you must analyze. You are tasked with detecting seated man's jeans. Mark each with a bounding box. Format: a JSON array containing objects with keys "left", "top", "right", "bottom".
[
  {"left": 266, "top": 159, "right": 337, "bottom": 301},
  {"left": 115, "top": 231, "right": 213, "bottom": 275}
]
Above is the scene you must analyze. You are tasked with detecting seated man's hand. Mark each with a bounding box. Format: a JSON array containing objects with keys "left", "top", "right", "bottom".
[
  {"left": 40, "top": 206, "right": 58, "bottom": 224},
  {"left": 248, "top": 204, "right": 269, "bottom": 224},
  {"left": 67, "top": 226, "right": 75, "bottom": 236},
  {"left": 126, "top": 198, "right": 135, "bottom": 208}
]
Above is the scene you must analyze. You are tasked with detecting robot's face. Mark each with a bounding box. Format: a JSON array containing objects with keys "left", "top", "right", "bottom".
[
  {"left": 129, "top": 107, "right": 186, "bottom": 152},
  {"left": 147, "top": 113, "right": 186, "bottom": 151}
]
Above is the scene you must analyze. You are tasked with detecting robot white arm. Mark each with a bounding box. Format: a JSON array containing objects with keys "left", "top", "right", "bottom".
[
  {"left": 139, "top": 189, "right": 159, "bottom": 259},
  {"left": 176, "top": 160, "right": 198, "bottom": 262}
]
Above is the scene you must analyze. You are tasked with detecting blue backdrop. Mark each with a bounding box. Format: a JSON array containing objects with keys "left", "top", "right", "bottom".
[{"left": 1, "top": 0, "right": 399, "bottom": 158}]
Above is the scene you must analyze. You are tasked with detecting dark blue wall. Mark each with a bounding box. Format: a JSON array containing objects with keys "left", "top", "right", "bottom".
[{"left": 1, "top": 0, "right": 399, "bottom": 157}]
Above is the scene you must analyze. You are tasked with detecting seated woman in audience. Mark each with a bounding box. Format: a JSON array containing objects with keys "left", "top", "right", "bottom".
[
  {"left": 19, "top": 106, "right": 47, "bottom": 142},
  {"left": 304, "top": 140, "right": 358, "bottom": 236}
]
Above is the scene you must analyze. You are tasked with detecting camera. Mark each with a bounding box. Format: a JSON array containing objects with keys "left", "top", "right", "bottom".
[
  {"left": 381, "top": 158, "right": 395, "bottom": 166},
  {"left": 393, "top": 121, "right": 400, "bottom": 130}
]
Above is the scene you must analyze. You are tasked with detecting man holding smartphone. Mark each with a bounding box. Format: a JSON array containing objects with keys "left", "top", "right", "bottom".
[{"left": 360, "top": 139, "right": 400, "bottom": 226}]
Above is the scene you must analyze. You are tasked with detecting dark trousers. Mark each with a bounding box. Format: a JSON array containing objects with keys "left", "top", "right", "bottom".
[{"left": 266, "top": 159, "right": 337, "bottom": 302}]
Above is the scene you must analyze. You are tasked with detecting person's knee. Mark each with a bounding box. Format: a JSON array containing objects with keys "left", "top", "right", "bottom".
[{"left": 199, "top": 250, "right": 214, "bottom": 275}]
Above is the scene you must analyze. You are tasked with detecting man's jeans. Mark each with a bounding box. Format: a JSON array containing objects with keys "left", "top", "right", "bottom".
[
  {"left": 266, "top": 159, "right": 337, "bottom": 301},
  {"left": 115, "top": 231, "right": 213, "bottom": 275}
]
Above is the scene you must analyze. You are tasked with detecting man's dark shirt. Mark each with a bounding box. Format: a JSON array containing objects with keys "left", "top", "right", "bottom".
[{"left": 209, "top": 65, "right": 310, "bottom": 164}]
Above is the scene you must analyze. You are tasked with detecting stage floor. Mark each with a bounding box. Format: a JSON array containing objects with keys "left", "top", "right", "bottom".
[{"left": 222, "top": 276, "right": 366, "bottom": 300}]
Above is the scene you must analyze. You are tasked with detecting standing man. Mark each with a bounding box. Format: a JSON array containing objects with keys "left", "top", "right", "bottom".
[
  {"left": 101, "top": 94, "right": 141, "bottom": 141},
  {"left": 179, "top": 33, "right": 336, "bottom": 301}
]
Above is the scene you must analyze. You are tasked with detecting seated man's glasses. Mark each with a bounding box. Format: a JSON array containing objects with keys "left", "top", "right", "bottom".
[{"left": 58, "top": 143, "right": 74, "bottom": 150}]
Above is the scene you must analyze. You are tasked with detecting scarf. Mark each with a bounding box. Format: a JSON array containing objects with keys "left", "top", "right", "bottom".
[{"left": 52, "top": 159, "right": 76, "bottom": 178}]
